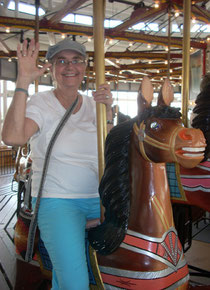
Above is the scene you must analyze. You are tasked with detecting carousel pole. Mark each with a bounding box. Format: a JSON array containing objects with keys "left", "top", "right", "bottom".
[
  {"left": 181, "top": 0, "right": 191, "bottom": 127},
  {"left": 93, "top": 0, "right": 107, "bottom": 221},
  {"left": 167, "top": 3, "right": 171, "bottom": 78},
  {"left": 34, "top": 0, "right": 40, "bottom": 93}
]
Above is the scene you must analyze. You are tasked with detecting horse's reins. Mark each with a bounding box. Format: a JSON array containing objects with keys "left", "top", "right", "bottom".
[{"left": 133, "top": 121, "right": 182, "bottom": 163}]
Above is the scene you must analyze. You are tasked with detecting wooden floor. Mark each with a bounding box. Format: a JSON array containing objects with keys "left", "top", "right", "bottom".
[
  {"left": 0, "top": 174, "right": 210, "bottom": 290},
  {"left": 0, "top": 175, "right": 18, "bottom": 290}
]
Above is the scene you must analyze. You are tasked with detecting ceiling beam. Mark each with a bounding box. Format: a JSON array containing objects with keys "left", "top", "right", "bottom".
[
  {"left": 0, "top": 16, "right": 207, "bottom": 50},
  {"left": 172, "top": 2, "right": 210, "bottom": 24},
  {"left": 191, "top": 4, "right": 210, "bottom": 23},
  {"left": 100, "top": 62, "right": 183, "bottom": 72},
  {"left": 0, "top": 38, "right": 10, "bottom": 53},
  {"left": 112, "top": 3, "right": 168, "bottom": 32},
  {"left": 104, "top": 51, "right": 183, "bottom": 60},
  {"left": 48, "top": 0, "right": 89, "bottom": 24},
  {"left": 0, "top": 51, "right": 182, "bottom": 61}
]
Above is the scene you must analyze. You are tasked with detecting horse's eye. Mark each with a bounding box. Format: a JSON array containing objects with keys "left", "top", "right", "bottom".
[{"left": 150, "top": 121, "right": 160, "bottom": 130}]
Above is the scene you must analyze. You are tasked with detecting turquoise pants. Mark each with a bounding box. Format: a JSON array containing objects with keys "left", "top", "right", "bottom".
[{"left": 32, "top": 197, "right": 100, "bottom": 290}]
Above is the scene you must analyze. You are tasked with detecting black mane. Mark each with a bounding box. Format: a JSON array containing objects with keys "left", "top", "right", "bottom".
[
  {"left": 88, "top": 118, "right": 136, "bottom": 254},
  {"left": 139, "top": 105, "right": 181, "bottom": 123},
  {"left": 192, "top": 84, "right": 210, "bottom": 160}
]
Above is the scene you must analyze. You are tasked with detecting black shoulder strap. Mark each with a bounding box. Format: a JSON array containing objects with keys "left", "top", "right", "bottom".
[{"left": 25, "top": 96, "right": 79, "bottom": 262}]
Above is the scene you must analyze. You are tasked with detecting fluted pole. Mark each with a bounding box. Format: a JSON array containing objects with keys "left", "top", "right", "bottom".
[
  {"left": 93, "top": 0, "right": 107, "bottom": 221},
  {"left": 181, "top": 0, "right": 191, "bottom": 127}
]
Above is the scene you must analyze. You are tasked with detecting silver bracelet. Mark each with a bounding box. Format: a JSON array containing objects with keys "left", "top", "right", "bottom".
[{"left": 15, "top": 88, "right": 28, "bottom": 96}]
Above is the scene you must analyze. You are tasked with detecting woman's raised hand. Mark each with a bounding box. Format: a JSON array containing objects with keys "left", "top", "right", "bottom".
[{"left": 16, "top": 38, "right": 52, "bottom": 86}]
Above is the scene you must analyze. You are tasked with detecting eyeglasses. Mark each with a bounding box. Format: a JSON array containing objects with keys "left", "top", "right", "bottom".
[{"left": 55, "top": 58, "right": 86, "bottom": 67}]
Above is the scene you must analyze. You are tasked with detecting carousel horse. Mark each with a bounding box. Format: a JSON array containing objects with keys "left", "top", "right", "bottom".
[
  {"left": 88, "top": 76, "right": 206, "bottom": 289},
  {"left": 168, "top": 83, "right": 210, "bottom": 212},
  {"left": 14, "top": 77, "right": 206, "bottom": 289}
]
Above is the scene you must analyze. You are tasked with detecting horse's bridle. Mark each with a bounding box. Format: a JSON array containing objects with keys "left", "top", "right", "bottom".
[{"left": 133, "top": 121, "right": 183, "bottom": 163}]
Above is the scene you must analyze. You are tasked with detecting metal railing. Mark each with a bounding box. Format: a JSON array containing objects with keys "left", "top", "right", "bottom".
[{"left": 0, "top": 147, "right": 16, "bottom": 175}]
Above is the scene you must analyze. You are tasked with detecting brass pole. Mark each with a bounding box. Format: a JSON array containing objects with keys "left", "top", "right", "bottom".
[
  {"left": 93, "top": 0, "right": 107, "bottom": 221},
  {"left": 167, "top": 5, "right": 171, "bottom": 78},
  {"left": 181, "top": 0, "right": 191, "bottom": 127},
  {"left": 34, "top": 0, "right": 40, "bottom": 93}
]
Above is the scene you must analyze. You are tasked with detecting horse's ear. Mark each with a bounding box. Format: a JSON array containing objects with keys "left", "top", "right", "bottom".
[
  {"left": 137, "top": 76, "right": 154, "bottom": 113},
  {"left": 157, "top": 78, "right": 174, "bottom": 106}
]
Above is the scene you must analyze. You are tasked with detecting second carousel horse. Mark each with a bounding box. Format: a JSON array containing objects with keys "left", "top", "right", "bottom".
[{"left": 169, "top": 82, "right": 210, "bottom": 212}]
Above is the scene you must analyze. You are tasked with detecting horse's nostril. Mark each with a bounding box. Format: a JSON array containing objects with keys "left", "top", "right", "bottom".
[{"left": 178, "top": 129, "right": 192, "bottom": 140}]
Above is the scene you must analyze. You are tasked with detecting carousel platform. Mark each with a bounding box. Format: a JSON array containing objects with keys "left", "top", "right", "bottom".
[{"left": 0, "top": 174, "right": 210, "bottom": 290}]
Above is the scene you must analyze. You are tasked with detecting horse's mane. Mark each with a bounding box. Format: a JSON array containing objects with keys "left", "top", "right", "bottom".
[
  {"left": 88, "top": 118, "right": 136, "bottom": 254},
  {"left": 139, "top": 105, "right": 181, "bottom": 123},
  {"left": 88, "top": 105, "right": 181, "bottom": 255}
]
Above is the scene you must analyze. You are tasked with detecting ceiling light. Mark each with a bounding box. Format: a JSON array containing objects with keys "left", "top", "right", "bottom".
[{"left": 154, "top": 1, "right": 159, "bottom": 8}]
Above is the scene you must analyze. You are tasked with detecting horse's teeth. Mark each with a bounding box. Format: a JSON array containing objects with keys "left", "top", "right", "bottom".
[
  {"left": 182, "top": 147, "right": 205, "bottom": 152},
  {"left": 183, "top": 153, "right": 204, "bottom": 157}
]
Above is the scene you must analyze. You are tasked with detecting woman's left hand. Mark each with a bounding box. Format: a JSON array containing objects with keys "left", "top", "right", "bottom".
[{"left": 92, "top": 83, "right": 113, "bottom": 109}]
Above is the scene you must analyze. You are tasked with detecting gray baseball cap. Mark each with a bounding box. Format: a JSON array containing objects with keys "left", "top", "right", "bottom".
[{"left": 46, "top": 38, "right": 86, "bottom": 60}]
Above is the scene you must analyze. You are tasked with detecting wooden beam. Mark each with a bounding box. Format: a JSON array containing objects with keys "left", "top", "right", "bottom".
[
  {"left": 172, "top": 2, "right": 210, "bottom": 23},
  {"left": 191, "top": 5, "right": 210, "bottom": 24},
  {"left": 113, "top": 3, "right": 168, "bottom": 32},
  {"left": 0, "top": 16, "right": 207, "bottom": 49},
  {"left": 48, "top": 0, "right": 89, "bottom": 24},
  {"left": 0, "top": 38, "right": 10, "bottom": 53},
  {"left": 0, "top": 50, "right": 183, "bottom": 61}
]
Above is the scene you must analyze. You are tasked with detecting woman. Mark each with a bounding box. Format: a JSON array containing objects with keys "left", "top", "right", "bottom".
[{"left": 2, "top": 37, "right": 113, "bottom": 290}]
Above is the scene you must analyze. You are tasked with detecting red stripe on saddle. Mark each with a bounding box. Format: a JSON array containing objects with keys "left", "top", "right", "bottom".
[{"left": 101, "top": 263, "right": 189, "bottom": 290}]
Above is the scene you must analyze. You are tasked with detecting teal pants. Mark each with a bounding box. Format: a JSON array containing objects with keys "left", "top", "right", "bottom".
[{"left": 32, "top": 197, "right": 100, "bottom": 290}]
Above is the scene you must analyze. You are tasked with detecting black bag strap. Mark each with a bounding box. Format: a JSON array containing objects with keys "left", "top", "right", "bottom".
[
  {"left": 23, "top": 168, "right": 33, "bottom": 209},
  {"left": 25, "top": 95, "right": 79, "bottom": 262}
]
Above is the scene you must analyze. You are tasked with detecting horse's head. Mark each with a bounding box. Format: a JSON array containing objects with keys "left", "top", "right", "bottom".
[
  {"left": 134, "top": 77, "right": 206, "bottom": 168},
  {"left": 88, "top": 77, "right": 206, "bottom": 255}
]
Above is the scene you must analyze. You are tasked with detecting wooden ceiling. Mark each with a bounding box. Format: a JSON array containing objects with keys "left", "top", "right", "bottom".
[{"left": 0, "top": 0, "right": 209, "bottom": 88}]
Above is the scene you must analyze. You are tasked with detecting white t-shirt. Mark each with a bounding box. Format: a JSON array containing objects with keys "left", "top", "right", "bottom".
[{"left": 25, "top": 90, "right": 99, "bottom": 199}]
